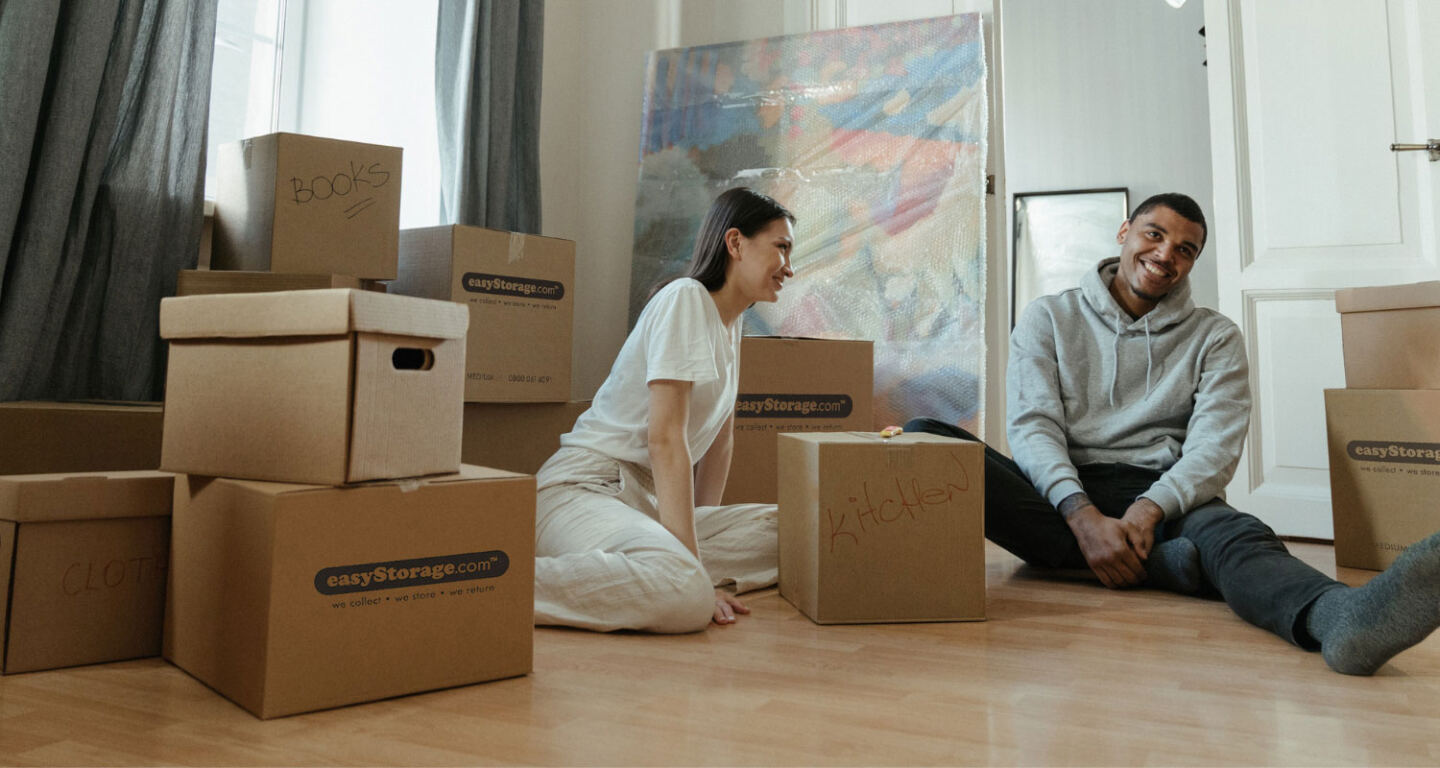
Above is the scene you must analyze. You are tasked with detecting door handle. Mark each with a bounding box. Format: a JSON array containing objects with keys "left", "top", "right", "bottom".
[{"left": 1390, "top": 140, "right": 1439, "bottom": 161}]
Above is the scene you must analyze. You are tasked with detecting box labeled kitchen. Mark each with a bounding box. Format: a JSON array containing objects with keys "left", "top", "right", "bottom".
[{"left": 776, "top": 432, "right": 984, "bottom": 624}]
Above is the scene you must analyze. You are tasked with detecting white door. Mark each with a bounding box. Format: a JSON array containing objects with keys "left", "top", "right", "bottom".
[{"left": 1206, "top": 0, "right": 1440, "bottom": 537}]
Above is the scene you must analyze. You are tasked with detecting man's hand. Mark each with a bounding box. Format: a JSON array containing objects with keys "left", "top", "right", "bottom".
[
  {"left": 1062, "top": 498, "right": 1148, "bottom": 588},
  {"left": 1119, "top": 498, "right": 1165, "bottom": 560},
  {"left": 712, "top": 589, "right": 750, "bottom": 626}
]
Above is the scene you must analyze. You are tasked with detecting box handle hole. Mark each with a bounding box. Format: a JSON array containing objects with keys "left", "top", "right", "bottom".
[{"left": 391, "top": 348, "right": 434, "bottom": 371}]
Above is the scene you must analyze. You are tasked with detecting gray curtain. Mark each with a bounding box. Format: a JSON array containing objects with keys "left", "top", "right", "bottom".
[
  {"left": 0, "top": 0, "right": 217, "bottom": 402},
  {"left": 435, "top": 0, "right": 544, "bottom": 233}
]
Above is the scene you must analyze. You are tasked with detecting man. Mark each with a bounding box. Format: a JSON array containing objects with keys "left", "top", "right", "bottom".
[{"left": 908, "top": 193, "right": 1440, "bottom": 675}]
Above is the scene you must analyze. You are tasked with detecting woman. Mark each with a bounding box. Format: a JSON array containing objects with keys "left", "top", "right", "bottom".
[{"left": 534, "top": 187, "right": 796, "bottom": 632}]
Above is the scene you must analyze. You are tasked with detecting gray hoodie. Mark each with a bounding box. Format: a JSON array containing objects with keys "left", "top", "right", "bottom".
[{"left": 1006, "top": 257, "right": 1251, "bottom": 520}]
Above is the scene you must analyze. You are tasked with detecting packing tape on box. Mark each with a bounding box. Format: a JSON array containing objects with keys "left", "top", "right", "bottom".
[
  {"left": 508, "top": 233, "right": 525, "bottom": 264},
  {"left": 885, "top": 445, "right": 914, "bottom": 469}
]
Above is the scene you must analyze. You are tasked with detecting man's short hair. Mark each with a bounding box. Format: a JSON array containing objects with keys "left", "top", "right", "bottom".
[{"left": 1129, "top": 193, "right": 1207, "bottom": 253}]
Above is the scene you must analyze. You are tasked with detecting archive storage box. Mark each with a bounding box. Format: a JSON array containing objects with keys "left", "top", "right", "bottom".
[
  {"left": 0, "top": 471, "right": 173, "bottom": 673},
  {"left": 724, "top": 337, "right": 874, "bottom": 505},
  {"left": 211, "top": 133, "right": 402, "bottom": 280},
  {"left": 0, "top": 401, "right": 164, "bottom": 474},
  {"left": 1325, "top": 388, "right": 1440, "bottom": 570},
  {"left": 164, "top": 466, "right": 534, "bottom": 719},
  {"left": 1335, "top": 281, "right": 1440, "bottom": 389},
  {"left": 394, "top": 225, "right": 574, "bottom": 402},
  {"left": 159, "top": 289, "right": 468, "bottom": 485},
  {"left": 777, "top": 432, "right": 985, "bottom": 624}
]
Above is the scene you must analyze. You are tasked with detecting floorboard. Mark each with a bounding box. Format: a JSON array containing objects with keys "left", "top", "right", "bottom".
[{"left": 2, "top": 542, "right": 1436, "bottom": 766}]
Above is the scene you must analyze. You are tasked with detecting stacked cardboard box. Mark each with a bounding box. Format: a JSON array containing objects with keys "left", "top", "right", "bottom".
[
  {"left": 1326, "top": 281, "right": 1440, "bottom": 569},
  {"left": 726, "top": 337, "right": 874, "bottom": 504},
  {"left": 393, "top": 224, "right": 584, "bottom": 473},
  {"left": 0, "top": 401, "right": 164, "bottom": 475},
  {"left": 189, "top": 132, "right": 404, "bottom": 295},
  {"left": 210, "top": 132, "right": 404, "bottom": 284},
  {"left": 163, "top": 177, "right": 538, "bottom": 716},
  {"left": 158, "top": 288, "right": 535, "bottom": 719},
  {"left": 0, "top": 470, "right": 174, "bottom": 673},
  {"left": 0, "top": 402, "right": 173, "bottom": 674}
]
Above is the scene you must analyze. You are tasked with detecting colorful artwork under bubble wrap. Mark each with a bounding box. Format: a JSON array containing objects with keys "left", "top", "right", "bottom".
[{"left": 630, "top": 14, "right": 988, "bottom": 433}]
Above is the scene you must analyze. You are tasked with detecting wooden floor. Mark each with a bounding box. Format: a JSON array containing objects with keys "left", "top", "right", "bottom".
[{"left": 2, "top": 542, "right": 1438, "bottom": 766}]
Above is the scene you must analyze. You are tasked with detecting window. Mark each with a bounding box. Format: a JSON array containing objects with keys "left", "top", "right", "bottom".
[{"left": 205, "top": 0, "right": 442, "bottom": 229}]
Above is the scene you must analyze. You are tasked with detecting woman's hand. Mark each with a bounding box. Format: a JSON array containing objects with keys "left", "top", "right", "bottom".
[{"left": 712, "top": 589, "right": 750, "bottom": 625}]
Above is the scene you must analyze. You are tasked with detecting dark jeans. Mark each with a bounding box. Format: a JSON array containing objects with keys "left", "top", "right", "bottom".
[{"left": 905, "top": 418, "right": 1342, "bottom": 648}]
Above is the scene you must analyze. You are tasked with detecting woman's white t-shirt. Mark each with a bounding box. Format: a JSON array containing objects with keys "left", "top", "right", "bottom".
[{"left": 561, "top": 278, "right": 741, "bottom": 467}]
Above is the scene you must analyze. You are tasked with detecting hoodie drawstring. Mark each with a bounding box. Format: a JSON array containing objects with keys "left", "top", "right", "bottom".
[
  {"left": 1111, "top": 314, "right": 1156, "bottom": 406},
  {"left": 1144, "top": 314, "right": 1154, "bottom": 398},
  {"left": 1109, "top": 314, "right": 1121, "bottom": 407}
]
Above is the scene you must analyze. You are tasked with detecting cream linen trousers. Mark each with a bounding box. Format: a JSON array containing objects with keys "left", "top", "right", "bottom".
[{"left": 534, "top": 446, "right": 778, "bottom": 633}]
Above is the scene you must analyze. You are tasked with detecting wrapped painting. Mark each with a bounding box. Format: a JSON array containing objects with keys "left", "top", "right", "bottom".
[{"left": 631, "top": 14, "right": 988, "bottom": 432}]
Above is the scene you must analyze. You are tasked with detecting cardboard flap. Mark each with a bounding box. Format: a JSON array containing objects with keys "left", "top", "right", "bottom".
[
  {"left": 348, "top": 289, "right": 467, "bottom": 339},
  {"left": 214, "top": 464, "right": 529, "bottom": 499},
  {"left": 0, "top": 471, "right": 174, "bottom": 523},
  {"left": 744, "top": 335, "right": 874, "bottom": 345},
  {"left": 0, "top": 521, "right": 13, "bottom": 671},
  {"left": 1335, "top": 281, "right": 1440, "bottom": 314},
  {"left": 160, "top": 290, "right": 468, "bottom": 340}
]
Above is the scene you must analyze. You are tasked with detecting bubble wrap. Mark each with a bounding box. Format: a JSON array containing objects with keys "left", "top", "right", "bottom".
[{"left": 630, "top": 14, "right": 988, "bottom": 433}]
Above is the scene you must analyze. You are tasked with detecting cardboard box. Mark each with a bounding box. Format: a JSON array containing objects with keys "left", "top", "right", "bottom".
[
  {"left": 164, "top": 466, "right": 534, "bottom": 719},
  {"left": 0, "top": 471, "right": 172, "bottom": 673},
  {"left": 1336, "top": 281, "right": 1440, "bottom": 389},
  {"left": 394, "top": 225, "right": 574, "bottom": 402},
  {"left": 0, "top": 402, "right": 164, "bottom": 474},
  {"left": 160, "top": 289, "right": 468, "bottom": 485},
  {"left": 462, "top": 401, "right": 590, "bottom": 475},
  {"left": 1325, "top": 388, "right": 1440, "bottom": 570},
  {"left": 212, "top": 133, "right": 402, "bottom": 280},
  {"left": 776, "top": 432, "right": 985, "bottom": 624},
  {"left": 176, "top": 270, "right": 386, "bottom": 296},
  {"left": 724, "top": 337, "right": 874, "bottom": 505}
]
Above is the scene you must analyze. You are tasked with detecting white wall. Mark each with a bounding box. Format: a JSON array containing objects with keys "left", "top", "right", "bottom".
[
  {"left": 541, "top": 0, "right": 1004, "bottom": 443},
  {"left": 1000, "top": 0, "right": 1215, "bottom": 309}
]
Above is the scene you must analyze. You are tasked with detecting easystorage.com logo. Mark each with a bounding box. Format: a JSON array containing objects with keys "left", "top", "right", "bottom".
[
  {"left": 314, "top": 551, "right": 509, "bottom": 595},
  {"left": 735, "top": 394, "right": 853, "bottom": 418},
  {"left": 1347, "top": 441, "right": 1440, "bottom": 466},
  {"left": 462, "top": 272, "right": 565, "bottom": 300}
]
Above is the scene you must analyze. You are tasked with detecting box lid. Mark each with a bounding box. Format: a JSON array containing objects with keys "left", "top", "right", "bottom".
[
  {"left": 159, "top": 289, "right": 467, "bottom": 340},
  {"left": 1335, "top": 281, "right": 1440, "bottom": 314},
  {"left": 0, "top": 401, "right": 162, "bottom": 414},
  {"left": 744, "top": 335, "right": 873, "bottom": 346},
  {"left": 217, "top": 464, "right": 529, "bottom": 498},
  {"left": 780, "top": 431, "right": 971, "bottom": 446},
  {"left": 0, "top": 471, "right": 174, "bottom": 522}
]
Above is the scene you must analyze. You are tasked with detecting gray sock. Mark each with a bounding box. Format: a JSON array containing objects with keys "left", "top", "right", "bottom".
[
  {"left": 1144, "top": 537, "right": 1202, "bottom": 595},
  {"left": 1305, "top": 529, "right": 1440, "bottom": 676}
]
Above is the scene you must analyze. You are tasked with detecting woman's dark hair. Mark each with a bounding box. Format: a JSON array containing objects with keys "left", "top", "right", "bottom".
[{"left": 651, "top": 187, "right": 796, "bottom": 298}]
